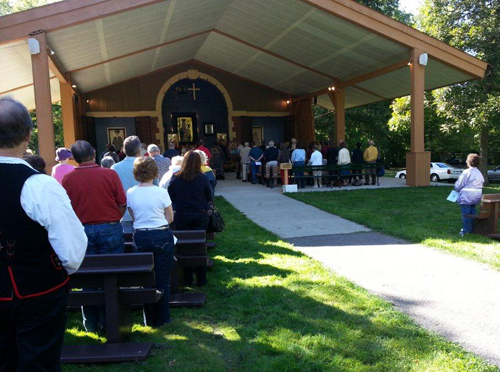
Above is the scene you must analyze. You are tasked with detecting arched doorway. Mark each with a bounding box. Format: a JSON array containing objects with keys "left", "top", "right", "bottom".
[{"left": 161, "top": 78, "right": 228, "bottom": 148}]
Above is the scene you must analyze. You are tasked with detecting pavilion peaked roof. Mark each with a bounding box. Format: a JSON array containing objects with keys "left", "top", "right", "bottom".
[{"left": 0, "top": 0, "right": 488, "bottom": 111}]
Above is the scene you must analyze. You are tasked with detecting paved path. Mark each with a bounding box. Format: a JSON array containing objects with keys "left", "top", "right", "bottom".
[{"left": 217, "top": 176, "right": 500, "bottom": 367}]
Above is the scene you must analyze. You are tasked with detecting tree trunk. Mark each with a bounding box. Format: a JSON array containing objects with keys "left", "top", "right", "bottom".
[{"left": 480, "top": 126, "right": 489, "bottom": 186}]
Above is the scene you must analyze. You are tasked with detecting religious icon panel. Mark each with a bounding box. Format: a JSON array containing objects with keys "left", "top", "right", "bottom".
[
  {"left": 172, "top": 113, "right": 198, "bottom": 143},
  {"left": 107, "top": 127, "right": 126, "bottom": 151}
]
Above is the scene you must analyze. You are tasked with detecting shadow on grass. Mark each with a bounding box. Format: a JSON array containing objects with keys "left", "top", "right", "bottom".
[{"left": 62, "top": 196, "right": 497, "bottom": 372}]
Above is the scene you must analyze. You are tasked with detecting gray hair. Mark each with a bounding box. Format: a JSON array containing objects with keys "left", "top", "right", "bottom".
[
  {"left": 268, "top": 141, "right": 275, "bottom": 147},
  {"left": 368, "top": 140, "right": 375, "bottom": 146},
  {"left": 147, "top": 144, "right": 160, "bottom": 154},
  {"left": 101, "top": 156, "right": 115, "bottom": 168},
  {"left": 195, "top": 149, "right": 207, "bottom": 165},
  {"left": 123, "top": 136, "right": 141, "bottom": 156},
  {"left": 71, "top": 140, "right": 95, "bottom": 164},
  {"left": 171, "top": 155, "right": 184, "bottom": 167},
  {"left": 244, "top": 142, "right": 249, "bottom": 147},
  {"left": 0, "top": 96, "right": 33, "bottom": 148}
]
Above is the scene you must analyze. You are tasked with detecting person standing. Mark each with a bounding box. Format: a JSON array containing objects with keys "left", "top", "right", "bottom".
[
  {"left": 0, "top": 97, "right": 87, "bottom": 372},
  {"left": 51, "top": 147, "right": 75, "bottom": 184},
  {"left": 264, "top": 141, "right": 279, "bottom": 188},
  {"left": 338, "top": 141, "right": 351, "bottom": 186},
  {"left": 236, "top": 142, "right": 244, "bottom": 180},
  {"left": 127, "top": 157, "right": 175, "bottom": 327},
  {"left": 351, "top": 142, "right": 364, "bottom": 184},
  {"left": 63, "top": 140, "right": 126, "bottom": 333},
  {"left": 102, "top": 144, "right": 120, "bottom": 164},
  {"left": 363, "top": 140, "right": 378, "bottom": 185},
  {"left": 197, "top": 139, "right": 212, "bottom": 163},
  {"left": 454, "top": 153, "right": 484, "bottom": 236},
  {"left": 326, "top": 143, "right": 339, "bottom": 187},
  {"left": 148, "top": 144, "right": 171, "bottom": 181},
  {"left": 168, "top": 151, "right": 213, "bottom": 286},
  {"left": 111, "top": 136, "right": 142, "bottom": 230},
  {"left": 163, "top": 142, "right": 180, "bottom": 160},
  {"left": 291, "top": 143, "right": 307, "bottom": 189},
  {"left": 239, "top": 142, "right": 251, "bottom": 182},
  {"left": 278, "top": 143, "right": 291, "bottom": 184},
  {"left": 249, "top": 143, "right": 264, "bottom": 184},
  {"left": 309, "top": 144, "right": 323, "bottom": 188}
]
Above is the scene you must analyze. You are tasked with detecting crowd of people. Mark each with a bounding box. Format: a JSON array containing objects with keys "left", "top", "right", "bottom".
[
  {"left": 236, "top": 138, "right": 380, "bottom": 188},
  {"left": 0, "top": 97, "right": 223, "bottom": 371}
]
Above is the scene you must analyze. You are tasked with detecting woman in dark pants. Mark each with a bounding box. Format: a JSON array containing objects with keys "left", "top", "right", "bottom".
[
  {"left": 168, "top": 150, "right": 213, "bottom": 286},
  {"left": 127, "top": 157, "right": 175, "bottom": 327}
]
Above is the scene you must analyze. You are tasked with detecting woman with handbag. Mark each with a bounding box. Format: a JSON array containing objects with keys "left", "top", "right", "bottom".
[
  {"left": 168, "top": 150, "right": 213, "bottom": 286},
  {"left": 127, "top": 156, "right": 175, "bottom": 327}
]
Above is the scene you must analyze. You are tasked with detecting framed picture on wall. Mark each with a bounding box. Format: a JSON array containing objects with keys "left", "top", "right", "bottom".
[
  {"left": 173, "top": 113, "right": 197, "bottom": 143},
  {"left": 204, "top": 123, "right": 214, "bottom": 135},
  {"left": 167, "top": 134, "right": 179, "bottom": 148},
  {"left": 252, "top": 126, "right": 263, "bottom": 146},
  {"left": 216, "top": 133, "right": 227, "bottom": 144},
  {"left": 107, "top": 127, "right": 126, "bottom": 152}
]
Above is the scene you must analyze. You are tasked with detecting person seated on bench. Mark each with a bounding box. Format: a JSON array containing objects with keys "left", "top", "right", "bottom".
[
  {"left": 168, "top": 151, "right": 213, "bottom": 286},
  {"left": 195, "top": 150, "right": 217, "bottom": 195},
  {"left": 160, "top": 155, "right": 183, "bottom": 189},
  {"left": 291, "top": 143, "right": 306, "bottom": 189},
  {"left": 309, "top": 144, "right": 323, "bottom": 188},
  {"left": 127, "top": 156, "right": 175, "bottom": 327},
  {"left": 454, "top": 153, "right": 484, "bottom": 237}
]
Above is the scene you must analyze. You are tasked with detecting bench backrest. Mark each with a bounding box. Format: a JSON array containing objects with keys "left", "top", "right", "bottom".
[
  {"left": 69, "top": 253, "right": 156, "bottom": 288},
  {"left": 173, "top": 230, "right": 207, "bottom": 256},
  {"left": 483, "top": 194, "right": 500, "bottom": 202}
]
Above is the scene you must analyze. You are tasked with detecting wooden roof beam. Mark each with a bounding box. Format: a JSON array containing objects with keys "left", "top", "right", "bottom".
[
  {"left": 0, "top": 0, "right": 165, "bottom": 45},
  {"left": 300, "top": 0, "right": 488, "bottom": 79},
  {"left": 338, "top": 58, "right": 410, "bottom": 88},
  {"left": 68, "top": 29, "right": 212, "bottom": 74},
  {"left": 213, "top": 29, "right": 340, "bottom": 82}
]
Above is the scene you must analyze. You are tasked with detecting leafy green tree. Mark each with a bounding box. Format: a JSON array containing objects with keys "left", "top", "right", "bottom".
[
  {"left": 28, "top": 104, "right": 64, "bottom": 153},
  {"left": 417, "top": 0, "right": 500, "bottom": 180},
  {"left": 0, "top": 0, "right": 60, "bottom": 16}
]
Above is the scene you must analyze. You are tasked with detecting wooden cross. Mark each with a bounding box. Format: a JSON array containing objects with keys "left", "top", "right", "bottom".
[{"left": 188, "top": 83, "right": 200, "bottom": 100}]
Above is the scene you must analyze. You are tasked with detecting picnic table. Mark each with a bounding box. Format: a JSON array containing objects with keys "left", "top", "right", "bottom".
[{"left": 470, "top": 194, "right": 500, "bottom": 238}]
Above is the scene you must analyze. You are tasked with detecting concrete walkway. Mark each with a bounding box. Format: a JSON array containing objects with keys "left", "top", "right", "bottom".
[{"left": 216, "top": 176, "right": 500, "bottom": 367}]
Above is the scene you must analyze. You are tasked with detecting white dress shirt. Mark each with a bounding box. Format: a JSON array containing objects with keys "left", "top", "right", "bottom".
[
  {"left": 309, "top": 150, "right": 323, "bottom": 166},
  {"left": 0, "top": 157, "right": 87, "bottom": 275},
  {"left": 337, "top": 148, "right": 351, "bottom": 165}
]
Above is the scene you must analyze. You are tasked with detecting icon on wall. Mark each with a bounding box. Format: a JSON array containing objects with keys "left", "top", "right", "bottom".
[
  {"left": 107, "top": 127, "right": 126, "bottom": 152},
  {"left": 204, "top": 123, "right": 214, "bottom": 135}
]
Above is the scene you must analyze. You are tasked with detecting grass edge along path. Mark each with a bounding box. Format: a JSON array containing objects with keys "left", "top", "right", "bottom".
[
  {"left": 63, "top": 197, "right": 498, "bottom": 372},
  {"left": 287, "top": 186, "right": 500, "bottom": 271}
]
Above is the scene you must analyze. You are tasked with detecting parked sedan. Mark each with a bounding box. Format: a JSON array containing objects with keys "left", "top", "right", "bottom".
[
  {"left": 395, "top": 163, "right": 463, "bottom": 182},
  {"left": 488, "top": 166, "right": 500, "bottom": 183}
]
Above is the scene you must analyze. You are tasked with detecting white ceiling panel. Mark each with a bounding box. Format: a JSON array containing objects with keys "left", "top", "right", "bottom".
[{"left": 0, "top": 77, "right": 61, "bottom": 111}]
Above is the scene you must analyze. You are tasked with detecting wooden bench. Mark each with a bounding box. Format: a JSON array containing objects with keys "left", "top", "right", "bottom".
[
  {"left": 123, "top": 227, "right": 208, "bottom": 307},
  {"left": 469, "top": 194, "right": 500, "bottom": 238},
  {"left": 62, "top": 253, "right": 160, "bottom": 364},
  {"left": 286, "top": 163, "right": 382, "bottom": 186}
]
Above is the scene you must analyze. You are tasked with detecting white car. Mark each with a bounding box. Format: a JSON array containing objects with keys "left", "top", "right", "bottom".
[{"left": 395, "top": 163, "right": 463, "bottom": 182}]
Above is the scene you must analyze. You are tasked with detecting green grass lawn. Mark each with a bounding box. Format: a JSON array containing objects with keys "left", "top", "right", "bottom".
[
  {"left": 287, "top": 185, "right": 500, "bottom": 270},
  {"left": 63, "top": 197, "right": 498, "bottom": 372}
]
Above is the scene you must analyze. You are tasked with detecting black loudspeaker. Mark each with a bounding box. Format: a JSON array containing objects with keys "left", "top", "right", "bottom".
[
  {"left": 73, "top": 94, "right": 78, "bottom": 103},
  {"left": 313, "top": 97, "right": 317, "bottom": 105}
]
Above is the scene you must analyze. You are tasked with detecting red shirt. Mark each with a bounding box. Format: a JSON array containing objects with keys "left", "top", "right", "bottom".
[
  {"left": 197, "top": 145, "right": 212, "bottom": 160},
  {"left": 62, "top": 162, "right": 126, "bottom": 225}
]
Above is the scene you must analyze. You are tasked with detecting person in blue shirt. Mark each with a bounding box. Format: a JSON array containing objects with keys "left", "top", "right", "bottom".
[
  {"left": 163, "top": 142, "right": 180, "bottom": 160},
  {"left": 291, "top": 143, "right": 306, "bottom": 189},
  {"left": 249, "top": 143, "right": 264, "bottom": 184}
]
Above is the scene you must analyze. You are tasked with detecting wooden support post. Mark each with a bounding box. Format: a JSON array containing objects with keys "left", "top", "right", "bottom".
[
  {"left": 60, "top": 82, "right": 76, "bottom": 149},
  {"left": 328, "top": 88, "right": 345, "bottom": 145},
  {"left": 407, "top": 48, "right": 431, "bottom": 186},
  {"left": 30, "top": 30, "right": 55, "bottom": 173}
]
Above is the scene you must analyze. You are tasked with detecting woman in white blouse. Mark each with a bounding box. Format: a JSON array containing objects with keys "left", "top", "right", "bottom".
[
  {"left": 127, "top": 156, "right": 174, "bottom": 327},
  {"left": 337, "top": 141, "right": 351, "bottom": 186}
]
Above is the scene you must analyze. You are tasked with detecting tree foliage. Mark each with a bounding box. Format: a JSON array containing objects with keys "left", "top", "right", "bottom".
[
  {"left": 417, "top": 0, "right": 500, "bottom": 176},
  {"left": 0, "top": 0, "right": 59, "bottom": 16},
  {"left": 28, "top": 104, "right": 65, "bottom": 152}
]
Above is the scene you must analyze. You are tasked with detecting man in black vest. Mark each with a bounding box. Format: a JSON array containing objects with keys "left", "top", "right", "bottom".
[{"left": 0, "top": 97, "right": 87, "bottom": 372}]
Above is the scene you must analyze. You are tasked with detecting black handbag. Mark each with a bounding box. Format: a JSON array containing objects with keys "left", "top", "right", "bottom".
[{"left": 207, "top": 206, "right": 225, "bottom": 233}]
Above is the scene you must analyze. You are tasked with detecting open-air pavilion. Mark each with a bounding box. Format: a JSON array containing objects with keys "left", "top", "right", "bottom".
[{"left": 0, "top": 0, "right": 488, "bottom": 186}]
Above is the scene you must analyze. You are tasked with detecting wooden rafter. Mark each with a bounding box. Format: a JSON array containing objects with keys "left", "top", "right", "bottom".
[
  {"left": 68, "top": 29, "right": 212, "bottom": 74},
  {"left": 338, "top": 58, "right": 410, "bottom": 88}
]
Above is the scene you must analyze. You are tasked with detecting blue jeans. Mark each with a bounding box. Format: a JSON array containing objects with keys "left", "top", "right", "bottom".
[
  {"left": 82, "top": 223, "right": 124, "bottom": 332},
  {"left": 250, "top": 161, "right": 259, "bottom": 183},
  {"left": 460, "top": 204, "right": 477, "bottom": 234},
  {"left": 293, "top": 161, "right": 305, "bottom": 188},
  {"left": 133, "top": 228, "right": 175, "bottom": 327}
]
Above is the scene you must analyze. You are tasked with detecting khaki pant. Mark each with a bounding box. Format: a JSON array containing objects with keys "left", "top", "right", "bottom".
[
  {"left": 241, "top": 162, "right": 249, "bottom": 181},
  {"left": 266, "top": 161, "right": 278, "bottom": 186}
]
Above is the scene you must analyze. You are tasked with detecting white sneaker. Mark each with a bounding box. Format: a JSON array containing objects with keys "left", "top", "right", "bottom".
[{"left": 313, "top": 185, "right": 318, "bottom": 188}]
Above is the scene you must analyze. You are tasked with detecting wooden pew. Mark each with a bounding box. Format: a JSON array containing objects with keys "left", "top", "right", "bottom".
[
  {"left": 62, "top": 253, "right": 160, "bottom": 364},
  {"left": 471, "top": 194, "right": 500, "bottom": 238}
]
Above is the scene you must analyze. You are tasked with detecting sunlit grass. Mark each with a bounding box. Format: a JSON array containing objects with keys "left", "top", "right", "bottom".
[
  {"left": 63, "top": 197, "right": 498, "bottom": 372},
  {"left": 288, "top": 185, "right": 500, "bottom": 270}
]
